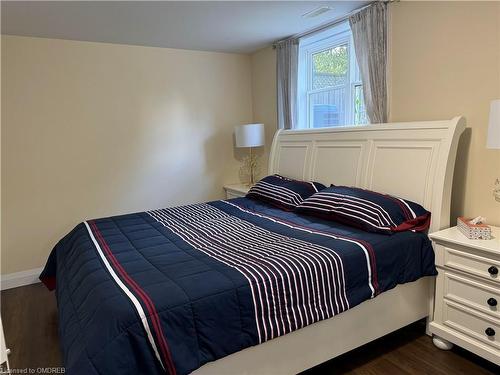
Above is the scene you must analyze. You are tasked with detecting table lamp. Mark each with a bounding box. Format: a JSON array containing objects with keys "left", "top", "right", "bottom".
[
  {"left": 487, "top": 100, "right": 500, "bottom": 203},
  {"left": 234, "top": 123, "right": 265, "bottom": 185}
]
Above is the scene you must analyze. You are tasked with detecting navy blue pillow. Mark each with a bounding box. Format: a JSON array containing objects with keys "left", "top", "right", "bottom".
[
  {"left": 296, "top": 185, "right": 431, "bottom": 234},
  {"left": 246, "top": 175, "right": 326, "bottom": 211}
]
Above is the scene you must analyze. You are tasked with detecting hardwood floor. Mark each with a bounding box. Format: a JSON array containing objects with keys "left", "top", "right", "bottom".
[
  {"left": 1, "top": 283, "right": 498, "bottom": 374},
  {"left": 303, "top": 321, "right": 499, "bottom": 375},
  {"left": 1, "top": 283, "right": 62, "bottom": 370}
]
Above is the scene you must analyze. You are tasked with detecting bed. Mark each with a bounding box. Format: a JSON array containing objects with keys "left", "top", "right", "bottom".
[{"left": 41, "top": 116, "right": 465, "bottom": 374}]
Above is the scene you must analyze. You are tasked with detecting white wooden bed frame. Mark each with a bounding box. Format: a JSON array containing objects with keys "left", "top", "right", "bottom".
[{"left": 194, "top": 116, "right": 466, "bottom": 375}]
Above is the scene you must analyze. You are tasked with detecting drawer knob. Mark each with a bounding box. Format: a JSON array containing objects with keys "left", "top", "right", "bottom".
[
  {"left": 485, "top": 327, "right": 496, "bottom": 337},
  {"left": 487, "top": 298, "right": 498, "bottom": 307},
  {"left": 488, "top": 266, "right": 498, "bottom": 276}
]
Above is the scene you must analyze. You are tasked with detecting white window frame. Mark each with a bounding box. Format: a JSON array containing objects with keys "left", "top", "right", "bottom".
[{"left": 297, "top": 22, "right": 364, "bottom": 129}]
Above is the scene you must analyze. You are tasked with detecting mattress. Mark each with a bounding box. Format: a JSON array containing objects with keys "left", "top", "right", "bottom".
[{"left": 40, "top": 197, "right": 437, "bottom": 375}]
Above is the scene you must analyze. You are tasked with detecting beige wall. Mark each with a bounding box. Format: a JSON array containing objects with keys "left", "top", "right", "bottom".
[
  {"left": 1, "top": 35, "right": 253, "bottom": 274},
  {"left": 250, "top": 46, "right": 277, "bottom": 176},
  {"left": 389, "top": 1, "right": 500, "bottom": 225},
  {"left": 250, "top": 1, "right": 500, "bottom": 227}
]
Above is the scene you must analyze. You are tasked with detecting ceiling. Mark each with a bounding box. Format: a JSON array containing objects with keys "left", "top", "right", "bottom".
[{"left": 1, "top": 1, "right": 369, "bottom": 54}]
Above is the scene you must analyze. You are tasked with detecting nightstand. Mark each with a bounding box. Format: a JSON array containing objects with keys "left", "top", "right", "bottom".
[
  {"left": 429, "top": 225, "right": 500, "bottom": 365},
  {"left": 223, "top": 184, "right": 250, "bottom": 199}
]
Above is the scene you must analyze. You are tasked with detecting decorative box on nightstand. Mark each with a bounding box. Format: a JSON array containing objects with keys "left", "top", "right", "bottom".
[
  {"left": 429, "top": 225, "right": 500, "bottom": 365},
  {"left": 223, "top": 184, "right": 250, "bottom": 199}
]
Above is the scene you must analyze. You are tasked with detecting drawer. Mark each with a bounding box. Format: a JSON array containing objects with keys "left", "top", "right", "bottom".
[
  {"left": 444, "top": 272, "right": 500, "bottom": 319},
  {"left": 443, "top": 300, "right": 500, "bottom": 350},
  {"left": 443, "top": 246, "right": 500, "bottom": 282}
]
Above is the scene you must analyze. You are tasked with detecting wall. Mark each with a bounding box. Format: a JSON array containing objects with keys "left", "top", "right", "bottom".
[
  {"left": 389, "top": 1, "right": 500, "bottom": 225},
  {"left": 1, "top": 35, "right": 253, "bottom": 275},
  {"left": 250, "top": 46, "right": 277, "bottom": 176},
  {"left": 250, "top": 1, "right": 500, "bottom": 226}
]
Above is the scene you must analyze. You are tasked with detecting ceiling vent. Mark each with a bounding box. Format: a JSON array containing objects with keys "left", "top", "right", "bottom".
[{"left": 302, "top": 6, "right": 333, "bottom": 19}]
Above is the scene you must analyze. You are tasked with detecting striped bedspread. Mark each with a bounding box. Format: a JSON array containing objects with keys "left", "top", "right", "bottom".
[{"left": 40, "top": 197, "right": 436, "bottom": 375}]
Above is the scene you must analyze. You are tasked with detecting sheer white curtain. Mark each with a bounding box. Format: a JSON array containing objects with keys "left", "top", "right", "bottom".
[
  {"left": 276, "top": 39, "right": 299, "bottom": 129},
  {"left": 349, "top": 2, "right": 388, "bottom": 124}
]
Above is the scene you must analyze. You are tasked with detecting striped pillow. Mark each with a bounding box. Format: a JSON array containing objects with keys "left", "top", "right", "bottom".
[
  {"left": 246, "top": 175, "right": 326, "bottom": 211},
  {"left": 296, "top": 186, "right": 431, "bottom": 234}
]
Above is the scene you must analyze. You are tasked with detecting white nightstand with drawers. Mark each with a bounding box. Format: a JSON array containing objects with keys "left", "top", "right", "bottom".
[
  {"left": 223, "top": 184, "right": 250, "bottom": 199},
  {"left": 429, "top": 225, "right": 500, "bottom": 365}
]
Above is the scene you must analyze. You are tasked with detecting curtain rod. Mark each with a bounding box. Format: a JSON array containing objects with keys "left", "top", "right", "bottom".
[{"left": 272, "top": 0, "right": 396, "bottom": 48}]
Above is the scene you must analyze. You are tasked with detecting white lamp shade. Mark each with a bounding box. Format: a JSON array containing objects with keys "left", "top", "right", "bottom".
[
  {"left": 487, "top": 99, "right": 500, "bottom": 149},
  {"left": 234, "top": 123, "right": 265, "bottom": 148}
]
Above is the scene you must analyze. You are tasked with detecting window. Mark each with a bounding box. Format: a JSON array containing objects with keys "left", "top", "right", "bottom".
[{"left": 297, "top": 22, "right": 367, "bottom": 128}]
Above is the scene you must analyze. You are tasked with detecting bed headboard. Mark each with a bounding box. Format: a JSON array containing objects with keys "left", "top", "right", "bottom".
[{"left": 268, "top": 117, "right": 466, "bottom": 233}]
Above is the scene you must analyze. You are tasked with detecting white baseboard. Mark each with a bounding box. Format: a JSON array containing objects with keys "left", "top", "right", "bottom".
[{"left": 0, "top": 267, "right": 43, "bottom": 291}]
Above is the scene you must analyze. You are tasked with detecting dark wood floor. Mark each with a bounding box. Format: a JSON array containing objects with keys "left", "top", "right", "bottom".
[{"left": 1, "top": 283, "right": 498, "bottom": 374}]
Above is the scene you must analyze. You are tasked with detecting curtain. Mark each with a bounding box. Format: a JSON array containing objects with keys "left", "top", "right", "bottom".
[
  {"left": 349, "top": 2, "right": 388, "bottom": 124},
  {"left": 276, "top": 38, "right": 299, "bottom": 129}
]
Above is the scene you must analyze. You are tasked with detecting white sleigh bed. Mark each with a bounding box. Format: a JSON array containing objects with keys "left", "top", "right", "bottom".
[{"left": 194, "top": 116, "right": 466, "bottom": 374}]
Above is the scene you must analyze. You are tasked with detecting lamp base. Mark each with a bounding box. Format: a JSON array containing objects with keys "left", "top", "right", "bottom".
[{"left": 239, "top": 147, "right": 260, "bottom": 186}]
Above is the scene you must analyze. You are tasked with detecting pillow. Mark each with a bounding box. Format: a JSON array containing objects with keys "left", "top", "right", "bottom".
[
  {"left": 246, "top": 175, "right": 326, "bottom": 211},
  {"left": 296, "top": 185, "right": 431, "bottom": 234}
]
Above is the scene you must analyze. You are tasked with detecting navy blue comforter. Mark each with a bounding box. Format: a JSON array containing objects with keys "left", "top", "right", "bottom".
[{"left": 41, "top": 197, "right": 437, "bottom": 375}]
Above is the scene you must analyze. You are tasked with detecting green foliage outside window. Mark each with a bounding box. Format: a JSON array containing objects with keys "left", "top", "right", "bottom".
[{"left": 312, "top": 45, "right": 348, "bottom": 76}]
